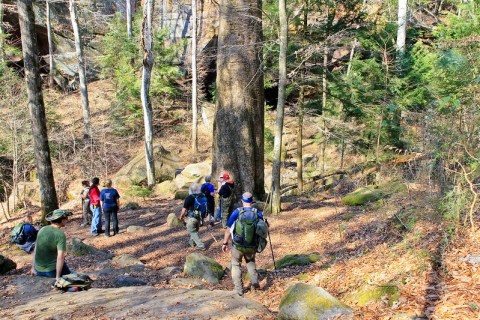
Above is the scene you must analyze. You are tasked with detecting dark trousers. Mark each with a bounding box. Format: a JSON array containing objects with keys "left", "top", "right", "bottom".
[{"left": 103, "top": 207, "right": 119, "bottom": 235}]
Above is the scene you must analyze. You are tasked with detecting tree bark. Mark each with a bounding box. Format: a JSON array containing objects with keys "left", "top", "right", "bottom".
[
  {"left": 17, "top": 0, "right": 58, "bottom": 221},
  {"left": 46, "top": 0, "right": 55, "bottom": 83},
  {"left": 141, "top": 0, "right": 155, "bottom": 188},
  {"left": 321, "top": 46, "right": 328, "bottom": 173},
  {"left": 0, "top": 0, "right": 4, "bottom": 63},
  {"left": 212, "top": 0, "right": 265, "bottom": 200},
  {"left": 69, "top": 0, "right": 91, "bottom": 140},
  {"left": 271, "top": 0, "right": 288, "bottom": 215},
  {"left": 191, "top": 0, "right": 198, "bottom": 153},
  {"left": 297, "top": 86, "right": 304, "bottom": 194},
  {"left": 396, "top": 0, "right": 408, "bottom": 58},
  {"left": 126, "top": 0, "right": 132, "bottom": 39}
]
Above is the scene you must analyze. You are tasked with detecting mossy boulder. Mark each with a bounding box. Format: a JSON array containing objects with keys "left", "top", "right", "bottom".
[
  {"left": 174, "top": 189, "right": 190, "bottom": 200},
  {"left": 270, "top": 254, "right": 321, "bottom": 270},
  {"left": 348, "top": 284, "right": 399, "bottom": 306},
  {"left": 184, "top": 253, "right": 224, "bottom": 284},
  {"left": 0, "top": 254, "right": 17, "bottom": 274},
  {"left": 67, "top": 238, "right": 112, "bottom": 258},
  {"left": 166, "top": 213, "right": 184, "bottom": 228},
  {"left": 278, "top": 283, "right": 352, "bottom": 320},
  {"left": 342, "top": 182, "right": 407, "bottom": 206},
  {"left": 155, "top": 180, "right": 177, "bottom": 197},
  {"left": 125, "top": 202, "right": 140, "bottom": 210}
]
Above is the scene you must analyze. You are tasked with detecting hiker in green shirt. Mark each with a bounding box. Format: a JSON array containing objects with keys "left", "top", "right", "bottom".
[{"left": 31, "top": 209, "right": 72, "bottom": 279}]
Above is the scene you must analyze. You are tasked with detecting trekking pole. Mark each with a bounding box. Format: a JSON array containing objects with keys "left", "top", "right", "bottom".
[
  {"left": 205, "top": 220, "right": 218, "bottom": 242},
  {"left": 265, "top": 218, "right": 276, "bottom": 270}
]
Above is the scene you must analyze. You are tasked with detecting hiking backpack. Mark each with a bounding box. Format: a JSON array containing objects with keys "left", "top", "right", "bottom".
[
  {"left": 193, "top": 193, "right": 208, "bottom": 219},
  {"left": 53, "top": 273, "right": 93, "bottom": 292},
  {"left": 232, "top": 208, "right": 260, "bottom": 250},
  {"left": 10, "top": 222, "right": 37, "bottom": 245}
]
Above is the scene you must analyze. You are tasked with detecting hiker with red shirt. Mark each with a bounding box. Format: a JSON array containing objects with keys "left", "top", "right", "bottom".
[{"left": 89, "top": 177, "right": 103, "bottom": 236}]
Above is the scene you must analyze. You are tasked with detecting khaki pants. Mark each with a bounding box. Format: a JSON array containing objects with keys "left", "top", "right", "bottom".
[
  {"left": 231, "top": 246, "right": 258, "bottom": 294},
  {"left": 186, "top": 217, "right": 205, "bottom": 249},
  {"left": 220, "top": 195, "right": 232, "bottom": 228}
]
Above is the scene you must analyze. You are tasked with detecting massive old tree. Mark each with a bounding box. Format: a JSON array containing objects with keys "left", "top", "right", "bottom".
[
  {"left": 17, "top": 0, "right": 58, "bottom": 220},
  {"left": 212, "top": 0, "right": 265, "bottom": 200}
]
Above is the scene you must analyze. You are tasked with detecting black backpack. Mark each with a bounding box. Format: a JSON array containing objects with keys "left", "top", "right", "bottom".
[
  {"left": 193, "top": 193, "right": 208, "bottom": 219},
  {"left": 10, "top": 222, "right": 37, "bottom": 245}
]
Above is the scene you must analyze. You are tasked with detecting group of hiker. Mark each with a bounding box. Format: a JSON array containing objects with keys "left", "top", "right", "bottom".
[
  {"left": 179, "top": 172, "right": 267, "bottom": 296},
  {"left": 11, "top": 172, "right": 266, "bottom": 297}
]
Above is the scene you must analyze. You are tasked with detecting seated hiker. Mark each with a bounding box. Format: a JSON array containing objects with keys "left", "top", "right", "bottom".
[
  {"left": 217, "top": 173, "right": 235, "bottom": 228},
  {"left": 201, "top": 175, "right": 216, "bottom": 224},
  {"left": 222, "top": 192, "right": 263, "bottom": 296},
  {"left": 80, "top": 180, "right": 91, "bottom": 227},
  {"left": 179, "top": 183, "right": 206, "bottom": 251},
  {"left": 31, "top": 209, "right": 72, "bottom": 279}
]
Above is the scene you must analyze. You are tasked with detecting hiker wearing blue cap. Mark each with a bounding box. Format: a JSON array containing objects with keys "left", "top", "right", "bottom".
[
  {"left": 31, "top": 209, "right": 72, "bottom": 279},
  {"left": 222, "top": 192, "right": 264, "bottom": 296}
]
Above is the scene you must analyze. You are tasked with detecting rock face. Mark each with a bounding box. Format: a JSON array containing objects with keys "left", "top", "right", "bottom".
[
  {"left": 166, "top": 213, "right": 184, "bottom": 228},
  {"left": 1, "top": 287, "right": 271, "bottom": 320},
  {"left": 278, "top": 283, "right": 352, "bottom": 320},
  {"left": 154, "top": 180, "right": 177, "bottom": 197},
  {"left": 184, "top": 253, "right": 224, "bottom": 284},
  {"left": 0, "top": 255, "right": 16, "bottom": 275},
  {"left": 174, "top": 161, "right": 211, "bottom": 190}
]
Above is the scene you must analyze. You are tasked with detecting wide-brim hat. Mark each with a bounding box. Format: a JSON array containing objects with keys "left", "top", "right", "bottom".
[{"left": 46, "top": 209, "right": 72, "bottom": 221}]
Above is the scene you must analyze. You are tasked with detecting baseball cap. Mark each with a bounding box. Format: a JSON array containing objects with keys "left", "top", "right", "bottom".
[
  {"left": 241, "top": 192, "right": 254, "bottom": 203},
  {"left": 220, "top": 173, "right": 230, "bottom": 180}
]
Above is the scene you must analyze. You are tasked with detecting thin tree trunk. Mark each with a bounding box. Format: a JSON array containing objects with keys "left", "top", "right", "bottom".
[
  {"left": 17, "top": 0, "right": 58, "bottom": 222},
  {"left": 69, "top": 0, "right": 91, "bottom": 140},
  {"left": 46, "top": 0, "right": 55, "bottom": 84},
  {"left": 0, "top": 0, "right": 4, "bottom": 63},
  {"left": 346, "top": 38, "right": 357, "bottom": 78},
  {"left": 297, "top": 86, "right": 304, "bottom": 194},
  {"left": 141, "top": 0, "right": 155, "bottom": 188},
  {"left": 212, "top": 0, "right": 265, "bottom": 200},
  {"left": 191, "top": 0, "right": 198, "bottom": 153},
  {"left": 271, "top": 0, "right": 287, "bottom": 215},
  {"left": 126, "top": 0, "right": 132, "bottom": 39},
  {"left": 321, "top": 46, "right": 328, "bottom": 173},
  {"left": 396, "top": 0, "right": 408, "bottom": 60}
]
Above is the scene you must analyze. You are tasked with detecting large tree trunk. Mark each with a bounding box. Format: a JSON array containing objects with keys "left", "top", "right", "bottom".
[
  {"left": 126, "top": 0, "right": 132, "bottom": 39},
  {"left": 191, "top": 0, "right": 198, "bottom": 153},
  {"left": 69, "top": 0, "right": 91, "bottom": 140},
  {"left": 46, "top": 0, "right": 55, "bottom": 82},
  {"left": 17, "top": 0, "right": 58, "bottom": 221},
  {"left": 271, "top": 0, "right": 288, "bottom": 215},
  {"left": 212, "top": 0, "right": 265, "bottom": 200},
  {"left": 141, "top": 0, "right": 155, "bottom": 188},
  {"left": 396, "top": 0, "right": 408, "bottom": 56}
]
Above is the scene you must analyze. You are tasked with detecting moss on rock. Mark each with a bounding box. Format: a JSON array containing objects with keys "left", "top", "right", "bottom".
[
  {"left": 342, "top": 182, "right": 407, "bottom": 206},
  {"left": 348, "top": 284, "right": 399, "bottom": 306},
  {"left": 184, "top": 253, "right": 224, "bottom": 284},
  {"left": 278, "top": 283, "right": 352, "bottom": 320},
  {"left": 270, "top": 253, "right": 321, "bottom": 270}
]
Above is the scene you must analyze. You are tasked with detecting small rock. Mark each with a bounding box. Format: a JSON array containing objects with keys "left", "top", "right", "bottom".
[
  {"left": 170, "top": 278, "right": 204, "bottom": 289},
  {"left": 0, "top": 254, "right": 17, "bottom": 274},
  {"left": 112, "top": 254, "right": 144, "bottom": 267},
  {"left": 126, "top": 225, "right": 149, "bottom": 233},
  {"left": 125, "top": 202, "right": 140, "bottom": 210},
  {"left": 460, "top": 254, "right": 480, "bottom": 265},
  {"left": 174, "top": 189, "right": 189, "bottom": 200},
  {"left": 67, "top": 238, "right": 112, "bottom": 258},
  {"left": 184, "top": 253, "right": 224, "bottom": 284},
  {"left": 114, "top": 276, "right": 148, "bottom": 287},
  {"left": 159, "top": 266, "right": 182, "bottom": 276},
  {"left": 166, "top": 213, "right": 184, "bottom": 228}
]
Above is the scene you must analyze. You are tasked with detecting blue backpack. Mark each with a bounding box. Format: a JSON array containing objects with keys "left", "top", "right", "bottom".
[
  {"left": 193, "top": 193, "right": 208, "bottom": 219},
  {"left": 11, "top": 222, "right": 37, "bottom": 245}
]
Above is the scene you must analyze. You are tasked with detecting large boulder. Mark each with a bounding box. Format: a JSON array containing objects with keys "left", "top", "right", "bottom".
[
  {"left": 174, "top": 161, "right": 211, "bottom": 190},
  {"left": 278, "top": 283, "right": 352, "bottom": 320},
  {"left": 113, "top": 145, "right": 182, "bottom": 188},
  {"left": 183, "top": 253, "right": 224, "bottom": 284},
  {"left": 270, "top": 253, "right": 321, "bottom": 270},
  {"left": 66, "top": 238, "right": 112, "bottom": 258},
  {"left": 342, "top": 182, "right": 407, "bottom": 206},
  {"left": 0, "top": 255, "right": 16, "bottom": 274},
  {"left": 154, "top": 180, "right": 177, "bottom": 197}
]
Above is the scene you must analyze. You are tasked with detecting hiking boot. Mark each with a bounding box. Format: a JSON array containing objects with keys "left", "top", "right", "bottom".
[
  {"left": 233, "top": 288, "right": 243, "bottom": 297},
  {"left": 98, "top": 230, "right": 105, "bottom": 234},
  {"left": 251, "top": 283, "right": 261, "bottom": 291},
  {"left": 105, "top": 234, "right": 110, "bottom": 238},
  {"left": 91, "top": 232, "right": 98, "bottom": 237}
]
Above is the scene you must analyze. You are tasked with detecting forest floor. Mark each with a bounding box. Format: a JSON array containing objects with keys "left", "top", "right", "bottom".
[{"left": 1, "top": 182, "right": 479, "bottom": 319}]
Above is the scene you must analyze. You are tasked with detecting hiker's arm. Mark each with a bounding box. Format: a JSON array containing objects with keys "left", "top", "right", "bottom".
[
  {"left": 30, "top": 245, "right": 36, "bottom": 275},
  {"left": 221, "top": 228, "right": 231, "bottom": 253},
  {"left": 179, "top": 207, "right": 187, "bottom": 220},
  {"left": 56, "top": 250, "right": 66, "bottom": 279}
]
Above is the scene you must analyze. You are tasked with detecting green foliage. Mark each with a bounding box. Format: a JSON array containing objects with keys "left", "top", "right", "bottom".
[
  {"left": 126, "top": 185, "right": 153, "bottom": 199},
  {"left": 98, "top": 13, "right": 182, "bottom": 135},
  {"left": 264, "top": 126, "right": 275, "bottom": 162}
]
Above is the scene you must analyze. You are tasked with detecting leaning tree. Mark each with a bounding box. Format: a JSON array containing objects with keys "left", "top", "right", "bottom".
[{"left": 212, "top": 0, "right": 265, "bottom": 200}]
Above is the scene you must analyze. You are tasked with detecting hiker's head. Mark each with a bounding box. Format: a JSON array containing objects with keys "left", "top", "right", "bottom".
[
  {"left": 46, "top": 209, "right": 72, "bottom": 226},
  {"left": 91, "top": 177, "right": 100, "bottom": 186},
  {"left": 241, "top": 192, "right": 254, "bottom": 206},
  {"left": 205, "top": 175, "right": 212, "bottom": 183},
  {"left": 104, "top": 179, "right": 112, "bottom": 188},
  {"left": 189, "top": 183, "right": 200, "bottom": 195},
  {"left": 219, "top": 173, "right": 230, "bottom": 182},
  {"left": 81, "top": 180, "right": 90, "bottom": 187}
]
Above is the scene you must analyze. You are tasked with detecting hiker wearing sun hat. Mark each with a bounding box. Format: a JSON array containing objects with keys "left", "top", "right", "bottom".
[
  {"left": 217, "top": 173, "right": 235, "bottom": 228},
  {"left": 31, "top": 209, "right": 72, "bottom": 279}
]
